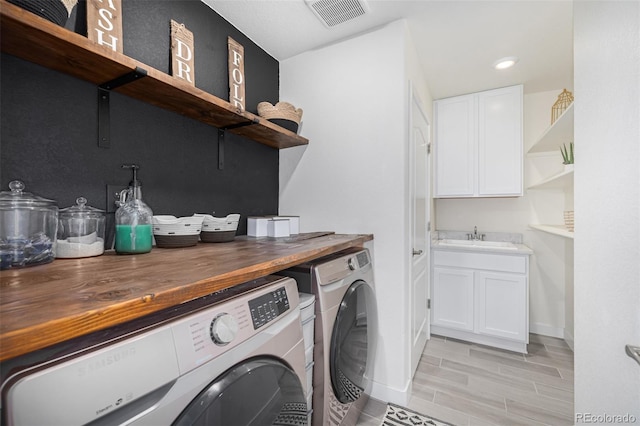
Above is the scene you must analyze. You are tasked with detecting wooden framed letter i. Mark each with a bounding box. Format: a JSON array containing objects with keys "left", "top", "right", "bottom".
[
  {"left": 228, "top": 37, "right": 245, "bottom": 112},
  {"left": 87, "top": 0, "right": 123, "bottom": 52},
  {"left": 170, "top": 20, "right": 195, "bottom": 86}
]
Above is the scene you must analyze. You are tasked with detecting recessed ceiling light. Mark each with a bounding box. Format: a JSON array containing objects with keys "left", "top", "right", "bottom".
[{"left": 493, "top": 56, "right": 519, "bottom": 70}]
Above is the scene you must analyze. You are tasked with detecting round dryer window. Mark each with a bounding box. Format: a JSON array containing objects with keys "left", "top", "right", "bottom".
[
  {"left": 173, "top": 357, "right": 307, "bottom": 426},
  {"left": 329, "top": 280, "right": 377, "bottom": 404}
]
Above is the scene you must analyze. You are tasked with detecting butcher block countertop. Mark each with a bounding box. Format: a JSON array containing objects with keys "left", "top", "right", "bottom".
[{"left": 0, "top": 232, "right": 372, "bottom": 362}]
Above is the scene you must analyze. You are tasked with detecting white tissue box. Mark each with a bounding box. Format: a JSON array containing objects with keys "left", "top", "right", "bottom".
[
  {"left": 247, "top": 216, "right": 271, "bottom": 237},
  {"left": 268, "top": 218, "right": 290, "bottom": 237},
  {"left": 275, "top": 216, "right": 299, "bottom": 234}
]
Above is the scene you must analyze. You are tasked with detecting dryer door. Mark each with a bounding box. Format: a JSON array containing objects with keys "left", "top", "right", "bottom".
[
  {"left": 329, "top": 280, "right": 377, "bottom": 404},
  {"left": 172, "top": 357, "right": 307, "bottom": 426}
]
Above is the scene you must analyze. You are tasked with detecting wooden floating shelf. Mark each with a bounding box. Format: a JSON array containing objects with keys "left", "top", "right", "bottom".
[
  {"left": 529, "top": 224, "right": 574, "bottom": 239},
  {"left": 0, "top": 0, "right": 308, "bottom": 149}
]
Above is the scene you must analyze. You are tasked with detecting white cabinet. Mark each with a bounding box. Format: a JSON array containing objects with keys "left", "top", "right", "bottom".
[
  {"left": 431, "top": 249, "right": 529, "bottom": 353},
  {"left": 475, "top": 271, "right": 527, "bottom": 342},
  {"left": 435, "top": 85, "right": 523, "bottom": 198},
  {"left": 432, "top": 267, "right": 474, "bottom": 331}
]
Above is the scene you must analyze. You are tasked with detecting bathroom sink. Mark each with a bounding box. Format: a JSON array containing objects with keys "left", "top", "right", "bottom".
[{"left": 438, "top": 239, "right": 518, "bottom": 250}]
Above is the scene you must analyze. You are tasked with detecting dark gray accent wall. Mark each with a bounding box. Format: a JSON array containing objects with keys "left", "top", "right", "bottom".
[{"left": 1, "top": 0, "right": 280, "bottom": 244}]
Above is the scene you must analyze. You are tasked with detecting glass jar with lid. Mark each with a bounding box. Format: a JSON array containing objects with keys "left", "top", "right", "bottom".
[
  {"left": 56, "top": 197, "right": 105, "bottom": 258},
  {"left": 0, "top": 180, "right": 58, "bottom": 269}
]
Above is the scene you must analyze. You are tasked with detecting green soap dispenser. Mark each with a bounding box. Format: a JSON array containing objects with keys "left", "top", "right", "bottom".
[{"left": 115, "top": 164, "right": 153, "bottom": 254}]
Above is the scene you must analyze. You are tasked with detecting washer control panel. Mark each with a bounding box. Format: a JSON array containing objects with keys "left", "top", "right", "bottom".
[{"left": 248, "top": 286, "right": 290, "bottom": 329}]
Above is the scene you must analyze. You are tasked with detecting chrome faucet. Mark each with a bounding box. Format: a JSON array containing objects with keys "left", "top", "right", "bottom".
[{"left": 467, "top": 226, "right": 485, "bottom": 241}]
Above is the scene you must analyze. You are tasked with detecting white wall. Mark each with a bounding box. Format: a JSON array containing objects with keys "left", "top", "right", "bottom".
[
  {"left": 279, "top": 20, "right": 431, "bottom": 404},
  {"left": 434, "top": 90, "right": 570, "bottom": 338},
  {"left": 574, "top": 0, "right": 640, "bottom": 416}
]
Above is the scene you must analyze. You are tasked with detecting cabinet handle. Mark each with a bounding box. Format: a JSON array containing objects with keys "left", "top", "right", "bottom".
[
  {"left": 413, "top": 249, "right": 423, "bottom": 256},
  {"left": 626, "top": 344, "right": 640, "bottom": 367}
]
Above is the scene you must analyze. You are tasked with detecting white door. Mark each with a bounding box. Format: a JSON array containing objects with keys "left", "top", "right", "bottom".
[{"left": 410, "top": 87, "right": 431, "bottom": 376}]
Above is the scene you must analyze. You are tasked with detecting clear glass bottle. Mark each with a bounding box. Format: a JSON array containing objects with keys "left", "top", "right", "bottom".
[{"left": 115, "top": 165, "right": 153, "bottom": 254}]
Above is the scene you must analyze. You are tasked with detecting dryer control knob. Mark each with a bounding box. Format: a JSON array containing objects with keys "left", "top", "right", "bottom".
[
  {"left": 210, "top": 313, "right": 238, "bottom": 345},
  {"left": 348, "top": 257, "right": 357, "bottom": 271}
]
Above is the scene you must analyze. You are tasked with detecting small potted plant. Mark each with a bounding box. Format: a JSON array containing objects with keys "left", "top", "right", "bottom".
[{"left": 560, "top": 142, "right": 574, "bottom": 172}]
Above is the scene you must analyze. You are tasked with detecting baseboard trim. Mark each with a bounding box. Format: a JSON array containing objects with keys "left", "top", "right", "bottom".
[
  {"left": 370, "top": 379, "right": 410, "bottom": 407},
  {"left": 530, "top": 322, "right": 564, "bottom": 338},
  {"left": 564, "top": 329, "right": 575, "bottom": 351}
]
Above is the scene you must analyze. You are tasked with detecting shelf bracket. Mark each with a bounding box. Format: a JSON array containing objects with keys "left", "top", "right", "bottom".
[
  {"left": 217, "top": 118, "right": 259, "bottom": 170},
  {"left": 97, "top": 67, "right": 148, "bottom": 148}
]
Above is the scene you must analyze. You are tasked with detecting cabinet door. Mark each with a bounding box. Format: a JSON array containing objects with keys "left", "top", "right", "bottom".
[
  {"left": 475, "top": 271, "right": 527, "bottom": 342},
  {"left": 477, "top": 85, "right": 523, "bottom": 196},
  {"left": 432, "top": 267, "right": 474, "bottom": 331},
  {"left": 434, "top": 94, "right": 476, "bottom": 197}
]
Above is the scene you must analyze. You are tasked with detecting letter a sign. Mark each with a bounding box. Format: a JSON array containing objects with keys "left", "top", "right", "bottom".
[
  {"left": 87, "top": 0, "right": 123, "bottom": 53},
  {"left": 170, "top": 20, "right": 195, "bottom": 86},
  {"left": 228, "top": 37, "right": 245, "bottom": 112}
]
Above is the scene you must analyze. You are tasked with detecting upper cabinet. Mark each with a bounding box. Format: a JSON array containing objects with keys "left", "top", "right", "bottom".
[
  {"left": 434, "top": 85, "right": 523, "bottom": 198},
  {"left": 0, "top": 1, "right": 308, "bottom": 149}
]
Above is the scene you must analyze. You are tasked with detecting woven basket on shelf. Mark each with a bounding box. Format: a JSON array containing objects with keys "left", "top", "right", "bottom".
[
  {"left": 551, "top": 89, "right": 574, "bottom": 124},
  {"left": 257, "top": 101, "right": 303, "bottom": 133},
  {"left": 257, "top": 102, "right": 303, "bottom": 123},
  {"left": 7, "top": 0, "right": 77, "bottom": 26},
  {"left": 563, "top": 210, "right": 574, "bottom": 232}
]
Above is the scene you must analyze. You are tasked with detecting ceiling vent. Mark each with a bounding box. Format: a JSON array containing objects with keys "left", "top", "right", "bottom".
[{"left": 305, "top": 0, "right": 370, "bottom": 28}]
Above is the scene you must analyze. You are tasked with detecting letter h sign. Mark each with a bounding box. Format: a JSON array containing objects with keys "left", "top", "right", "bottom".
[{"left": 87, "top": 0, "right": 123, "bottom": 53}]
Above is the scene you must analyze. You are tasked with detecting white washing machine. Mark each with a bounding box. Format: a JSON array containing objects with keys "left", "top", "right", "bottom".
[
  {"left": 280, "top": 248, "right": 377, "bottom": 426},
  {"left": 1, "top": 275, "right": 308, "bottom": 426}
]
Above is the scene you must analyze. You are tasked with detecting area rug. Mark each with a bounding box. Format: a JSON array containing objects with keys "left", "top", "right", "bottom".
[{"left": 381, "top": 403, "right": 453, "bottom": 426}]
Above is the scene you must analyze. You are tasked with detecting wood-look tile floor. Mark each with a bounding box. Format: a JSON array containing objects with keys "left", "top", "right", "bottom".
[{"left": 356, "top": 334, "right": 574, "bottom": 426}]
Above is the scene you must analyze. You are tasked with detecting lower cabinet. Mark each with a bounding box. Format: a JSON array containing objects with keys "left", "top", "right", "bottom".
[{"left": 431, "top": 249, "right": 529, "bottom": 353}]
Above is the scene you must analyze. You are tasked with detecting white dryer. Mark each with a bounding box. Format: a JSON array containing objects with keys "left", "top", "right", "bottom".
[
  {"left": 280, "top": 248, "right": 377, "bottom": 426},
  {"left": 1, "top": 276, "right": 308, "bottom": 426}
]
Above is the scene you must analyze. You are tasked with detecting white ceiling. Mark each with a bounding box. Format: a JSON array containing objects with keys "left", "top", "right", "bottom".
[{"left": 204, "top": 0, "right": 574, "bottom": 99}]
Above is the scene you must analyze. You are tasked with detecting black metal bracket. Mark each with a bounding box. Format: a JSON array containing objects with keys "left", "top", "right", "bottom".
[
  {"left": 217, "top": 118, "right": 259, "bottom": 170},
  {"left": 98, "top": 67, "right": 148, "bottom": 148}
]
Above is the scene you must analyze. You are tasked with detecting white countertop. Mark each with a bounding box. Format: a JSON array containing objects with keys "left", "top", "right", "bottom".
[{"left": 431, "top": 239, "right": 533, "bottom": 255}]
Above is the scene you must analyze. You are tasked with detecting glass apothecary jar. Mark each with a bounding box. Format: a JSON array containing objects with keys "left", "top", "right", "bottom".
[
  {"left": 0, "top": 180, "right": 58, "bottom": 269},
  {"left": 56, "top": 197, "right": 105, "bottom": 258}
]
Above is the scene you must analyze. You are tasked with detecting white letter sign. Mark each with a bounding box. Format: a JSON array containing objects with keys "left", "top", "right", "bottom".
[
  {"left": 87, "top": 0, "right": 123, "bottom": 53},
  {"left": 228, "top": 37, "right": 245, "bottom": 112},
  {"left": 170, "top": 20, "right": 195, "bottom": 86}
]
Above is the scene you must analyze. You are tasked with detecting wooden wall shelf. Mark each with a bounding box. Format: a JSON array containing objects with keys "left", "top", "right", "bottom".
[{"left": 0, "top": 0, "right": 308, "bottom": 149}]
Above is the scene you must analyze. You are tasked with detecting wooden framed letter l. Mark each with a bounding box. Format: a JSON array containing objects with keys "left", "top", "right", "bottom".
[
  {"left": 87, "top": 0, "right": 123, "bottom": 53},
  {"left": 228, "top": 37, "right": 245, "bottom": 112}
]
